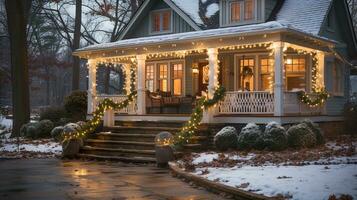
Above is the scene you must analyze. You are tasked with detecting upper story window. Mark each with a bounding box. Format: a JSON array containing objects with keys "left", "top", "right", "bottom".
[
  {"left": 230, "top": 0, "right": 255, "bottom": 24},
  {"left": 221, "top": 0, "right": 261, "bottom": 27},
  {"left": 150, "top": 9, "right": 172, "bottom": 34}
]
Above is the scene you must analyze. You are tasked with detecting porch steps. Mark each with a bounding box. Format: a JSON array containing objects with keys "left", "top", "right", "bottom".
[{"left": 79, "top": 121, "right": 213, "bottom": 163}]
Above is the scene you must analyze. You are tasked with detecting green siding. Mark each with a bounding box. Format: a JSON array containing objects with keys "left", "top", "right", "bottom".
[{"left": 124, "top": 1, "right": 195, "bottom": 39}]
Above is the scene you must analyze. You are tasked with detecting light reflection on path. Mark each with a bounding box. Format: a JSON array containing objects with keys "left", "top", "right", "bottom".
[{"left": 0, "top": 159, "right": 227, "bottom": 200}]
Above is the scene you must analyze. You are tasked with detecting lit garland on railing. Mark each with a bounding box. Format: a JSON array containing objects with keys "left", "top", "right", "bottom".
[
  {"left": 174, "top": 86, "right": 226, "bottom": 146},
  {"left": 285, "top": 46, "right": 329, "bottom": 107},
  {"left": 63, "top": 64, "right": 137, "bottom": 141}
]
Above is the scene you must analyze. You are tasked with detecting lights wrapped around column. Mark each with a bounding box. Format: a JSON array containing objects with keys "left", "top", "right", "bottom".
[
  {"left": 63, "top": 64, "right": 137, "bottom": 141},
  {"left": 174, "top": 86, "right": 226, "bottom": 146}
]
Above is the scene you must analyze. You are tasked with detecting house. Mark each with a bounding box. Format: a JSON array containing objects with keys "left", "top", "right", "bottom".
[{"left": 74, "top": 0, "right": 357, "bottom": 161}]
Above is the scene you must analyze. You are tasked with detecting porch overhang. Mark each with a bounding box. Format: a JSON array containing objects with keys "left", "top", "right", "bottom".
[{"left": 74, "top": 21, "right": 337, "bottom": 60}]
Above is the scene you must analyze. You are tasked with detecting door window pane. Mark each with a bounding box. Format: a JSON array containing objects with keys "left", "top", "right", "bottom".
[{"left": 239, "top": 57, "right": 255, "bottom": 91}]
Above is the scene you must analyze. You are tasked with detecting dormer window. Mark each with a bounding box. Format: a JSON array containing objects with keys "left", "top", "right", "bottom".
[
  {"left": 230, "top": 0, "right": 255, "bottom": 23},
  {"left": 150, "top": 9, "right": 172, "bottom": 34},
  {"left": 221, "top": 0, "right": 262, "bottom": 27}
]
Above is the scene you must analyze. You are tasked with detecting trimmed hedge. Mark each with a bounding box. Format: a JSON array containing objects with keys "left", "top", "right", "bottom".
[
  {"left": 237, "top": 123, "right": 262, "bottom": 150},
  {"left": 214, "top": 126, "right": 238, "bottom": 151}
]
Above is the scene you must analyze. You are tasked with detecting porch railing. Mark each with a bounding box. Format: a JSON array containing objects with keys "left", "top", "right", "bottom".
[
  {"left": 95, "top": 94, "right": 137, "bottom": 114},
  {"left": 284, "top": 92, "right": 323, "bottom": 115},
  {"left": 218, "top": 91, "right": 274, "bottom": 114}
]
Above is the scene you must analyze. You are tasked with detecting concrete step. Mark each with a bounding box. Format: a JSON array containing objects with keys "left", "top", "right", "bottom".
[
  {"left": 115, "top": 120, "right": 186, "bottom": 128},
  {"left": 95, "top": 132, "right": 156, "bottom": 142},
  {"left": 103, "top": 126, "right": 181, "bottom": 134},
  {"left": 85, "top": 139, "right": 155, "bottom": 150},
  {"left": 78, "top": 153, "right": 156, "bottom": 163},
  {"left": 80, "top": 146, "right": 155, "bottom": 158}
]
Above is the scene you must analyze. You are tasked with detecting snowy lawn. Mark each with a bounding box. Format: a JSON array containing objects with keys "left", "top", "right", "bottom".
[
  {"left": 177, "top": 138, "right": 357, "bottom": 200},
  {"left": 0, "top": 117, "right": 62, "bottom": 158}
]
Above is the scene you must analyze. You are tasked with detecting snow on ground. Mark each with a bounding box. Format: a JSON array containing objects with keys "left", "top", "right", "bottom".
[
  {"left": 0, "top": 117, "right": 12, "bottom": 129},
  {"left": 181, "top": 140, "right": 357, "bottom": 199},
  {"left": 0, "top": 141, "right": 62, "bottom": 155},
  {"left": 194, "top": 164, "right": 357, "bottom": 200}
]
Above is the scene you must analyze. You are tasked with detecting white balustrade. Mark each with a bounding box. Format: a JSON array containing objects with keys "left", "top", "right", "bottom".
[
  {"left": 95, "top": 94, "right": 137, "bottom": 114},
  {"left": 284, "top": 92, "right": 323, "bottom": 115},
  {"left": 218, "top": 91, "right": 274, "bottom": 114}
]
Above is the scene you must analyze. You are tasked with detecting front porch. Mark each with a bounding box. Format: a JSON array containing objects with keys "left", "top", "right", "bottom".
[{"left": 78, "top": 24, "right": 335, "bottom": 125}]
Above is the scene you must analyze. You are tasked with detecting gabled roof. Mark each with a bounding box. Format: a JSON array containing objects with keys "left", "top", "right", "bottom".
[{"left": 275, "top": 0, "right": 332, "bottom": 35}]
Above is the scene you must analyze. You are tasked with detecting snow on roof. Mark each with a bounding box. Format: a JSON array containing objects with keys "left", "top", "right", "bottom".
[
  {"left": 78, "top": 21, "right": 285, "bottom": 52},
  {"left": 170, "top": 0, "right": 219, "bottom": 27},
  {"left": 276, "top": 0, "right": 332, "bottom": 35}
]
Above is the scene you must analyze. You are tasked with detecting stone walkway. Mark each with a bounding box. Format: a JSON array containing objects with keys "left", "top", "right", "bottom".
[{"left": 0, "top": 159, "right": 227, "bottom": 200}]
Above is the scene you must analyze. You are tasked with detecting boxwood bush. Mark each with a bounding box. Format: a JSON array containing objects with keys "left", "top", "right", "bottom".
[
  {"left": 301, "top": 119, "right": 324, "bottom": 145},
  {"left": 287, "top": 123, "right": 317, "bottom": 148},
  {"left": 237, "top": 123, "right": 262, "bottom": 150},
  {"left": 260, "top": 122, "right": 288, "bottom": 151},
  {"left": 40, "top": 107, "right": 68, "bottom": 126},
  {"left": 64, "top": 91, "right": 87, "bottom": 121},
  {"left": 214, "top": 126, "right": 238, "bottom": 151}
]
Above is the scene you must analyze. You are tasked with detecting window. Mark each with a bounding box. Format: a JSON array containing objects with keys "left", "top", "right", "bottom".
[
  {"left": 259, "top": 58, "right": 273, "bottom": 91},
  {"left": 229, "top": 0, "right": 255, "bottom": 24},
  {"left": 332, "top": 62, "right": 344, "bottom": 95},
  {"left": 151, "top": 10, "right": 171, "bottom": 33},
  {"left": 284, "top": 55, "right": 306, "bottom": 91},
  {"left": 158, "top": 63, "right": 168, "bottom": 92},
  {"left": 238, "top": 57, "right": 255, "bottom": 91},
  {"left": 230, "top": 1, "right": 241, "bottom": 22},
  {"left": 172, "top": 63, "right": 183, "bottom": 96},
  {"left": 244, "top": 0, "right": 254, "bottom": 20},
  {"left": 145, "top": 64, "right": 155, "bottom": 92}
]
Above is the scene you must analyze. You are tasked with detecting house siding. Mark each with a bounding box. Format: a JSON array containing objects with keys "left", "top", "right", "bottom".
[
  {"left": 264, "top": 0, "right": 277, "bottom": 20},
  {"left": 319, "top": 0, "right": 353, "bottom": 116},
  {"left": 124, "top": 1, "right": 195, "bottom": 39}
]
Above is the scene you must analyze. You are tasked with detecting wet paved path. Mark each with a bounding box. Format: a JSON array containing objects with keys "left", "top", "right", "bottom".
[{"left": 0, "top": 159, "right": 227, "bottom": 200}]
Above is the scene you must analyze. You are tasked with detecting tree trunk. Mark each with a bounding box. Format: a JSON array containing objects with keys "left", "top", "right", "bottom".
[
  {"left": 72, "top": 0, "right": 82, "bottom": 91},
  {"left": 5, "top": 0, "right": 30, "bottom": 137}
]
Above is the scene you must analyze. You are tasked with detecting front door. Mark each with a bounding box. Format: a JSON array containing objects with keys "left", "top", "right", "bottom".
[{"left": 198, "top": 61, "right": 209, "bottom": 95}]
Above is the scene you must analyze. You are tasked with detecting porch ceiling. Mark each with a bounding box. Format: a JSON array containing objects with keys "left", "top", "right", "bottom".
[{"left": 74, "top": 21, "right": 337, "bottom": 60}]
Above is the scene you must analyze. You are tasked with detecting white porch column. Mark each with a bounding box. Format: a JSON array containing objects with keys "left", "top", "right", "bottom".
[
  {"left": 103, "top": 109, "right": 114, "bottom": 127},
  {"left": 203, "top": 48, "right": 219, "bottom": 123},
  {"left": 136, "top": 55, "right": 146, "bottom": 115},
  {"left": 273, "top": 42, "right": 285, "bottom": 116},
  {"left": 87, "top": 59, "right": 97, "bottom": 114}
]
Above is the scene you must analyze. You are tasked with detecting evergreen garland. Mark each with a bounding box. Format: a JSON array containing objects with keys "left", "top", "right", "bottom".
[
  {"left": 174, "top": 86, "right": 226, "bottom": 146},
  {"left": 63, "top": 64, "right": 137, "bottom": 141}
]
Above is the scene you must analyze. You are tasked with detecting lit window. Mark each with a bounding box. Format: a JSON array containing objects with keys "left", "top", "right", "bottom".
[
  {"left": 239, "top": 57, "right": 255, "bottom": 91},
  {"left": 151, "top": 10, "right": 171, "bottom": 33},
  {"left": 145, "top": 64, "right": 155, "bottom": 92},
  {"left": 172, "top": 63, "right": 183, "bottom": 96},
  {"left": 158, "top": 63, "right": 168, "bottom": 92},
  {"left": 332, "top": 62, "right": 344, "bottom": 95},
  {"left": 230, "top": 2, "right": 241, "bottom": 22},
  {"left": 259, "top": 58, "right": 273, "bottom": 91},
  {"left": 229, "top": 0, "right": 255, "bottom": 24},
  {"left": 285, "top": 55, "right": 306, "bottom": 91},
  {"left": 244, "top": 0, "right": 254, "bottom": 20}
]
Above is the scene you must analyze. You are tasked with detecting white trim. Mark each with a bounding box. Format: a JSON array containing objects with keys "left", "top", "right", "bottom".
[{"left": 148, "top": 8, "right": 173, "bottom": 35}]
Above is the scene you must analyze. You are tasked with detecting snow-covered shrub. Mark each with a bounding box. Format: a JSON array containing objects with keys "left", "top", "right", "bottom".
[
  {"left": 260, "top": 122, "right": 288, "bottom": 151},
  {"left": 214, "top": 126, "right": 238, "bottom": 151},
  {"left": 63, "top": 123, "right": 81, "bottom": 135},
  {"left": 51, "top": 126, "right": 64, "bottom": 142},
  {"left": 301, "top": 119, "right": 324, "bottom": 145},
  {"left": 76, "top": 121, "right": 86, "bottom": 128},
  {"left": 64, "top": 91, "right": 87, "bottom": 121},
  {"left": 287, "top": 123, "right": 317, "bottom": 148},
  {"left": 237, "top": 123, "right": 262, "bottom": 150},
  {"left": 36, "top": 120, "right": 54, "bottom": 138},
  {"left": 20, "top": 122, "right": 40, "bottom": 138}
]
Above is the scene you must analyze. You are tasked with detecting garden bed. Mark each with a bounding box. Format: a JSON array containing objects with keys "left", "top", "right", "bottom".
[{"left": 174, "top": 137, "right": 357, "bottom": 200}]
